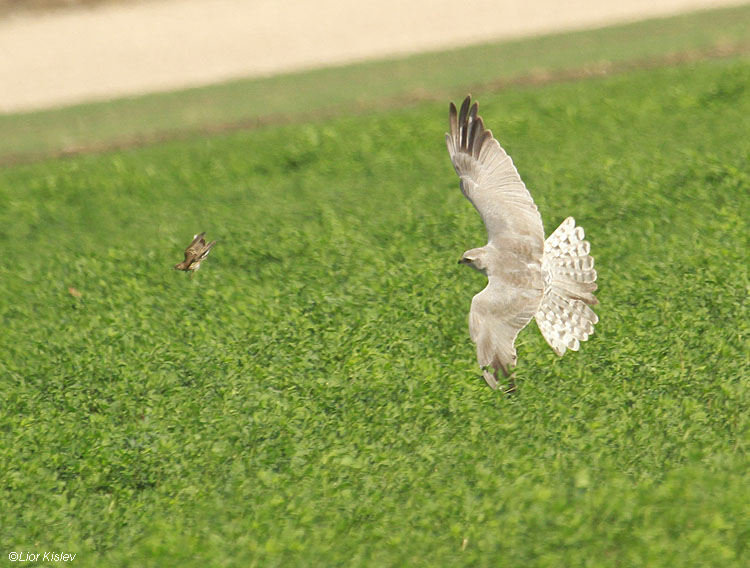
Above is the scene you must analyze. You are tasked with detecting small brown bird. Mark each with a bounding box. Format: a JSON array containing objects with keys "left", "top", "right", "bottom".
[{"left": 174, "top": 232, "right": 216, "bottom": 276}]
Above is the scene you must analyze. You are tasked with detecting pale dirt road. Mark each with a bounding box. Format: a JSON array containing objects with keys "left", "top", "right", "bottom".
[{"left": 1, "top": 0, "right": 747, "bottom": 113}]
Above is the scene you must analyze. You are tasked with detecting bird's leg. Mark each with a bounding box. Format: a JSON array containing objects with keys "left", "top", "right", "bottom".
[{"left": 504, "top": 372, "right": 517, "bottom": 395}]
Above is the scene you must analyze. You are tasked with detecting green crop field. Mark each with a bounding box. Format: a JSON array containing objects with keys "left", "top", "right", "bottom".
[{"left": 2, "top": 12, "right": 750, "bottom": 568}]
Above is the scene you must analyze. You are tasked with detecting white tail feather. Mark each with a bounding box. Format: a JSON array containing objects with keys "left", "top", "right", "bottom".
[{"left": 536, "top": 217, "right": 599, "bottom": 356}]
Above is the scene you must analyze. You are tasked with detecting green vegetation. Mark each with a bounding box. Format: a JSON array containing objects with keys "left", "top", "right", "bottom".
[
  {"left": 2, "top": 47, "right": 750, "bottom": 567},
  {"left": 2, "top": 2, "right": 750, "bottom": 164}
]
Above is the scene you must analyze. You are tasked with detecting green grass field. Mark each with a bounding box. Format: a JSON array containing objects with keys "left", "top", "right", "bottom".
[{"left": 2, "top": 14, "right": 750, "bottom": 568}]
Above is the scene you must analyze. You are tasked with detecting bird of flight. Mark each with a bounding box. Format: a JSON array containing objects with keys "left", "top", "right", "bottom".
[
  {"left": 174, "top": 232, "right": 216, "bottom": 277},
  {"left": 446, "top": 95, "right": 598, "bottom": 391}
]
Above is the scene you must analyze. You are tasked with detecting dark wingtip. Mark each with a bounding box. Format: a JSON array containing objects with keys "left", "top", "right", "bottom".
[
  {"left": 459, "top": 95, "right": 471, "bottom": 117},
  {"left": 448, "top": 102, "right": 457, "bottom": 134},
  {"left": 458, "top": 97, "right": 472, "bottom": 148}
]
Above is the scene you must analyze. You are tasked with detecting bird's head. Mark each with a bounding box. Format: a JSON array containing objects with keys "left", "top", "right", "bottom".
[{"left": 458, "top": 248, "right": 490, "bottom": 276}]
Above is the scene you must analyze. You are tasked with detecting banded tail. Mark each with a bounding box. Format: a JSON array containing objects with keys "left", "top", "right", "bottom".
[{"left": 535, "top": 217, "right": 599, "bottom": 356}]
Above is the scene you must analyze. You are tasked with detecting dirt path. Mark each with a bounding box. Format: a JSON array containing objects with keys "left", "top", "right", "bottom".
[{"left": 1, "top": 0, "right": 746, "bottom": 113}]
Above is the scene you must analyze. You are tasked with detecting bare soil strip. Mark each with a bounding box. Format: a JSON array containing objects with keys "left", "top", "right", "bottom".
[
  {"left": 2, "top": 0, "right": 747, "bottom": 113},
  {"left": 3, "top": 41, "right": 748, "bottom": 167}
]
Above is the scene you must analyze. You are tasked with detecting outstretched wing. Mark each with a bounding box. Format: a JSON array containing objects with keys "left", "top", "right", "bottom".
[
  {"left": 184, "top": 232, "right": 207, "bottom": 259},
  {"left": 447, "top": 96, "right": 547, "bottom": 388},
  {"left": 185, "top": 232, "right": 216, "bottom": 260},
  {"left": 446, "top": 95, "right": 544, "bottom": 256},
  {"left": 470, "top": 272, "right": 544, "bottom": 389}
]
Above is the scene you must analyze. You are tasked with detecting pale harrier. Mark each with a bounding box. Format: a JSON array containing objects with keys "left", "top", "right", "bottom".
[{"left": 446, "top": 95, "right": 598, "bottom": 390}]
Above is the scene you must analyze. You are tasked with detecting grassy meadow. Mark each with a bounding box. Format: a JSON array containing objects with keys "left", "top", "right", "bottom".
[{"left": 2, "top": 13, "right": 750, "bottom": 568}]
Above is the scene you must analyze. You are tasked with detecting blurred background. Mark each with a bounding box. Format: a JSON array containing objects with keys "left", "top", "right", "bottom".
[
  {"left": 1, "top": 0, "right": 749, "bottom": 162},
  {"left": 2, "top": 0, "right": 748, "bottom": 112}
]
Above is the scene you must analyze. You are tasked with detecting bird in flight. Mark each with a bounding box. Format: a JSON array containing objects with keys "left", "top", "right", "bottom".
[
  {"left": 446, "top": 95, "right": 598, "bottom": 391},
  {"left": 174, "top": 232, "right": 216, "bottom": 277}
]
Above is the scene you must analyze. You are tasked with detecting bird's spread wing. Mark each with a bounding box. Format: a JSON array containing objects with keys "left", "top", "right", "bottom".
[
  {"left": 446, "top": 95, "right": 544, "bottom": 255},
  {"left": 185, "top": 232, "right": 216, "bottom": 261},
  {"left": 184, "top": 232, "right": 207, "bottom": 259},
  {"left": 448, "top": 96, "right": 547, "bottom": 388},
  {"left": 470, "top": 276, "right": 543, "bottom": 389}
]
